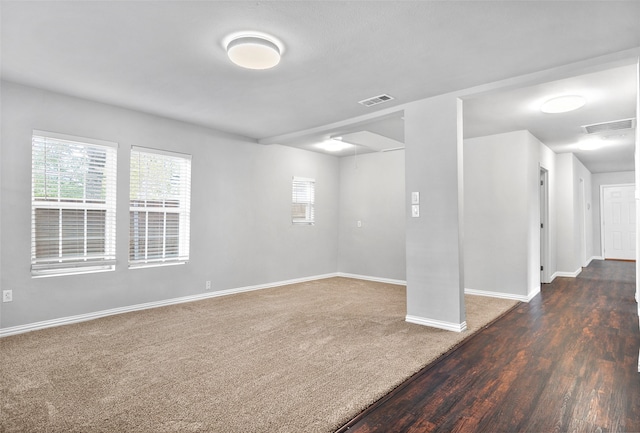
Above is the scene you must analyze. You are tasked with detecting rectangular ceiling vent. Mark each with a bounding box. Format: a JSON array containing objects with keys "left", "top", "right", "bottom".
[
  {"left": 358, "top": 94, "right": 394, "bottom": 108},
  {"left": 582, "top": 118, "right": 636, "bottom": 134}
]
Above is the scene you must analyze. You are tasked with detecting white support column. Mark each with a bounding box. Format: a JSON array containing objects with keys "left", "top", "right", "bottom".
[{"left": 404, "top": 94, "right": 466, "bottom": 331}]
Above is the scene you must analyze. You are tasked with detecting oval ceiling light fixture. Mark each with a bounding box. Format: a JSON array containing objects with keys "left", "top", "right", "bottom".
[
  {"left": 225, "top": 33, "right": 282, "bottom": 70},
  {"left": 540, "top": 95, "right": 586, "bottom": 114}
]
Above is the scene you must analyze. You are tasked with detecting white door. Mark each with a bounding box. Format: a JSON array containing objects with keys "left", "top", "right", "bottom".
[{"left": 603, "top": 185, "right": 636, "bottom": 260}]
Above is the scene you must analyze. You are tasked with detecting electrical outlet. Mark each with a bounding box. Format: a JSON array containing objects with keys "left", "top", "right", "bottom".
[
  {"left": 411, "top": 204, "right": 420, "bottom": 218},
  {"left": 2, "top": 290, "right": 13, "bottom": 303},
  {"left": 205, "top": 281, "right": 211, "bottom": 291}
]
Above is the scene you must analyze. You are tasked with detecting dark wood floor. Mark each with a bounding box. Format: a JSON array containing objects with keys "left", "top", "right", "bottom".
[{"left": 337, "top": 260, "right": 640, "bottom": 433}]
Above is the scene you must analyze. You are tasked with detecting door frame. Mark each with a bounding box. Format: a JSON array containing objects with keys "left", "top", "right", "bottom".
[
  {"left": 600, "top": 183, "right": 635, "bottom": 259},
  {"left": 540, "top": 167, "right": 549, "bottom": 283},
  {"left": 579, "top": 178, "right": 588, "bottom": 266}
]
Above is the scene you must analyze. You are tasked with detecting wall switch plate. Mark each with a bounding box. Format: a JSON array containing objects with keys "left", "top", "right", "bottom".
[
  {"left": 205, "top": 281, "right": 211, "bottom": 291},
  {"left": 411, "top": 192, "right": 420, "bottom": 205},
  {"left": 411, "top": 204, "right": 420, "bottom": 218},
  {"left": 3, "top": 290, "right": 13, "bottom": 303},
  {"left": 357, "top": 220, "right": 362, "bottom": 228}
]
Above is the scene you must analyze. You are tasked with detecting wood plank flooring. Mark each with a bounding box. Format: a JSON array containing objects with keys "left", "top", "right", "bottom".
[{"left": 337, "top": 260, "right": 640, "bottom": 433}]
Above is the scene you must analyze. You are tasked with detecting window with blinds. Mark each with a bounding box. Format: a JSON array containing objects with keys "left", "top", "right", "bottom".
[
  {"left": 292, "top": 177, "right": 315, "bottom": 225},
  {"left": 31, "top": 131, "right": 118, "bottom": 276},
  {"left": 129, "top": 147, "right": 191, "bottom": 267}
]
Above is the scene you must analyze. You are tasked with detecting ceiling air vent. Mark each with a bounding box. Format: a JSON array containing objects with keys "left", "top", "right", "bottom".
[
  {"left": 358, "top": 94, "right": 394, "bottom": 108},
  {"left": 582, "top": 118, "right": 636, "bottom": 134}
]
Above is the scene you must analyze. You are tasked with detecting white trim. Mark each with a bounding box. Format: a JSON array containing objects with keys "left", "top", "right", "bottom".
[
  {"left": 128, "top": 260, "right": 187, "bottom": 270},
  {"left": 405, "top": 315, "right": 467, "bottom": 332},
  {"left": 292, "top": 176, "right": 315, "bottom": 182},
  {"left": 337, "top": 272, "right": 406, "bottom": 286},
  {"left": 0, "top": 273, "right": 338, "bottom": 337},
  {"left": 528, "top": 285, "right": 541, "bottom": 301},
  {"left": 551, "top": 267, "right": 583, "bottom": 280},
  {"left": 131, "top": 145, "right": 192, "bottom": 160},
  {"left": 32, "top": 264, "right": 115, "bottom": 278},
  {"left": 33, "top": 130, "right": 118, "bottom": 149},
  {"left": 540, "top": 166, "right": 549, "bottom": 285},
  {"left": 465, "top": 287, "right": 537, "bottom": 303}
]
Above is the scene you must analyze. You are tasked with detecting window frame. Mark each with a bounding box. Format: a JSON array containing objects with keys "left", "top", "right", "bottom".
[
  {"left": 129, "top": 146, "right": 192, "bottom": 268},
  {"left": 292, "top": 176, "right": 315, "bottom": 225},
  {"left": 31, "top": 130, "right": 118, "bottom": 277}
]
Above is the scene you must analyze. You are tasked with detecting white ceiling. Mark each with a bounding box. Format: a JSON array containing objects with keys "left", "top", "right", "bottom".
[
  {"left": 463, "top": 64, "right": 638, "bottom": 173},
  {"left": 1, "top": 1, "right": 639, "bottom": 171}
]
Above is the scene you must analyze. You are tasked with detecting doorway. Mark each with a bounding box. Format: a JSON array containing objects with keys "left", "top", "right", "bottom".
[
  {"left": 578, "top": 178, "right": 588, "bottom": 266},
  {"left": 601, "top": 184, "right": 636, "bottom": 260},
  {"left": 540, "top": 168, "right": 549, "bottom": 283}
]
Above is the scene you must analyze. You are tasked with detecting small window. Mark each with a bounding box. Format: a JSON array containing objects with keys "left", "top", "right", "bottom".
[
  {"left": 292, "top": 177, "right": 315, "bottom": 225},
  {"left": 31, "top": 131, "right": 118, "bottom": 276},
  {"left": 129, "top": 147, "right": 191, "bottom": 267}
]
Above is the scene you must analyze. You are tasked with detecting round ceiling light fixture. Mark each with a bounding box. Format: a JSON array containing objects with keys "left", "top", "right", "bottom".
[
  {"left": 540, "top": 95, "right": 586, "bottom": 114},
  {"left": 225, "top": 33, "right": 282, "bottom": 70},
  {"left": 577, "top": 138, "right": 604, "bottom": 151}
]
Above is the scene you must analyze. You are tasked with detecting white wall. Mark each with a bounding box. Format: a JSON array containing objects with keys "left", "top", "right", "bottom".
[
  {"left": 555, "top": 154, "right": 575, "bottom": 273},
  {"left": 464, "top": 130, "right": 545, "bottom": 300},
  {"left": 591, "top": 171, "right": 635, "bottom": 257},
  {"left": 464, "top": 129, "right": 599, "bottom": 292},
  {"left": 574, "top": 157, "right": 594, "bottom": 266},
  {"left": 0, "top": 81, "right": 341, "bottom": 329},
  {"left": 555, "top": 153, "right": 594, "bottom": 276},
  {"left": 338, "top": 150, "right": 406, "bottom": 281},
  {"left": 525, "top": 132, "right": 542, "bottom": 297}
]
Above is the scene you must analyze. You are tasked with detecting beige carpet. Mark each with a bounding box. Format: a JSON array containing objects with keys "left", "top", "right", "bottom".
[{"left": 0, "top": 277, "right": 517, "bottom": 433}]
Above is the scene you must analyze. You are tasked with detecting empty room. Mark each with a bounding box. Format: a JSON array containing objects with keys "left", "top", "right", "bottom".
[{"left": 1, "top": 2, "right": 640, "bottom": 432}]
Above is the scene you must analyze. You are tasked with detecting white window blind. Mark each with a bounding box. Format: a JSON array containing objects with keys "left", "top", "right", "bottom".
[
  {"left": 129, "top": 147, "right": 191, "bottom": 267},
  {"left": 31, "top": 131, "right": 118, "bottom": 276},
  {"left": 292, "top": 176, "right": 315, "bottom": 225}
]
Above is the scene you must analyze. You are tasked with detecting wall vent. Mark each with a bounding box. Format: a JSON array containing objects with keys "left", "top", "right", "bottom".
[
  {"left": 358, "top": 94, "right": 394, "bottom": 108},
  {"left": 582, "top": 118, "right": 636, "bottom": 134}
]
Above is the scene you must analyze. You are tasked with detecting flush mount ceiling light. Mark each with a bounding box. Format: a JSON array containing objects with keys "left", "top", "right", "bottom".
[
  {"left": 316, "top": 138, "right": 352, "bottom": 152},
  {"left": 540, "top": 95, "right": 586, "bottom": 114},
  {"left": 578, "top": 138, "right": 604, "bottom": 151},
  {"left": 225, "top": 33, "right": 282, "bottom": 70}
]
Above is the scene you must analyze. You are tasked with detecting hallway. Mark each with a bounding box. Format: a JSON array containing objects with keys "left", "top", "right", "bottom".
[{"left": 339, "top": 260, "right": 640, "bottom": 432}]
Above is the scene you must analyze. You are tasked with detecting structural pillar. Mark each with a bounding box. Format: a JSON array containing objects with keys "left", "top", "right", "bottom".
[{"left": 404, "top": 94, "right": 466, "bottom": 331}]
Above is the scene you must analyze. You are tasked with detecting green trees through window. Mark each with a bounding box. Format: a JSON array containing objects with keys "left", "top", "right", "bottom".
[
  {"left": 129, "top": 147, "right": 191, "bottom": 266},
  {"left": 31, "top": 132, "right": 117, "bottom": 275}
]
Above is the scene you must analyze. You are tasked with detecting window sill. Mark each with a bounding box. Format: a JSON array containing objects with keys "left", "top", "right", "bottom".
[
  {"left": 128, "top": 261, "right": 187, "bottom": 270},
  {"left": 31, "top": 264, "right": 115, "bottom": 278}
]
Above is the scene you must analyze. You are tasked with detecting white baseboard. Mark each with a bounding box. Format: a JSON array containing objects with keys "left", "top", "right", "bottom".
[
  {"left": 405, "top": 315, "right": 467, "bottom": 332},
  {"left": 336, "top": 272, "right": 406, "bottom": 286},
  {"left": 465, "top": 287, "right": 538, "bottom": 303},
  {"left": 551, "top": 267, "right": 582, "bottom": 280},
  {"left": 528, "top": 285, "right": 541, "bottom": 301},
  {"left": 0, "top": 273, "right": 339, "bottom": 338}
]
